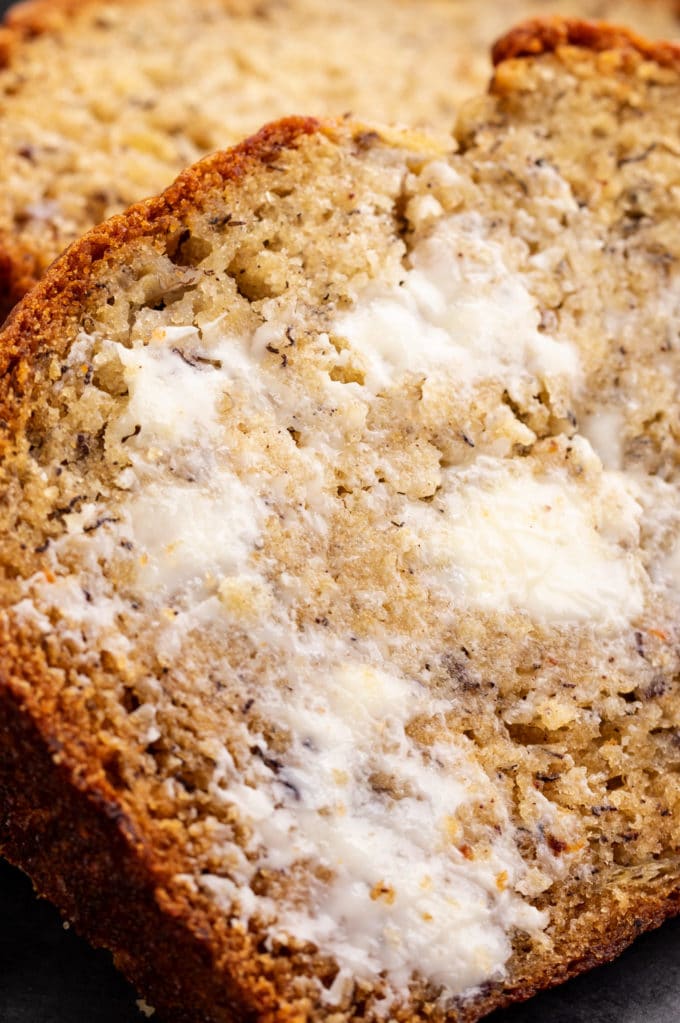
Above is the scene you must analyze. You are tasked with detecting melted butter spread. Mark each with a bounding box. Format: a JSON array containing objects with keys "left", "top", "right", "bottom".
[
  {"left": 335, "top": 213, "right": 580, "bottom": 394},
  {"left": 404, "top": 456, "right": 645, "bottom": 623}
]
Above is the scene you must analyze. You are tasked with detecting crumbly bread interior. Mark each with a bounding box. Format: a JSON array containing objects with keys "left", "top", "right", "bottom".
[
  {"left": 3, "top": 42, "right": 680, "bottom": 1021},
  {"left": 1, "top": 0, "right": 680, "bottom": 312}
]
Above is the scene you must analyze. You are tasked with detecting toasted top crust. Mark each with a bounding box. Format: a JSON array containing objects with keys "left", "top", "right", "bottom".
[
  {"left": 0, "top": 0, "right": 680, "bottom": 318},
  {"left": 492, "top": 15, "right": 680, "bottom": 67}
]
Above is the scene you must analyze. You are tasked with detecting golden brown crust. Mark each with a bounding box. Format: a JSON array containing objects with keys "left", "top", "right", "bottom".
[
  {"left": 1, "top": 636, "right": 317, "bottom": 1023},
  {"left": 492, "top": 15, "right": 680, "bottom": 69},
  {"left": 0, "top": 0, "right": 77, "bottom": 311}
]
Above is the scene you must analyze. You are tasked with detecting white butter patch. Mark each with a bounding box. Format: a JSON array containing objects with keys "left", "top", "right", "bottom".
[
  {"left": 126, "top": 477, "right": 263, "bottom": 595},
  {"left": 206, "top": 657, "right": 547, "bottom": 997},
  {"left": 335, "top": 214, "right": 579, "bottom": 393},
  {"left": 102, "top": 317, "right": 263, "bottom": 453},
  {"left": 580, "top": 407, "right": 626, "bottom": 471},
  {"left": 406, "top": 459, "right": 645, "bottom": 624},
  {"left": 654, "top": 533, "right": 680, "bottom": 588},
  {"left": 109, "top": 329, "right": 225, "bottom": 446},
  {"left": 96, "top": 324, "right": 269, "bottom": 599}
]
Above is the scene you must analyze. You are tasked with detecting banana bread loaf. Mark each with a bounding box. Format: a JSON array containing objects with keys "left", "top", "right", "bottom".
[{"left": 2, "top": 20, "right": 680, "bottom": 1022}]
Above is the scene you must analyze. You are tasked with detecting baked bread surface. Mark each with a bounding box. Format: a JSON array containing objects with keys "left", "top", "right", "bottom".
[
  {"left": 3, "top": 21, "right": 680, "bottom": 1022},
  {"left": 1, "top": 0, "right": 680, "bottom": 315}
]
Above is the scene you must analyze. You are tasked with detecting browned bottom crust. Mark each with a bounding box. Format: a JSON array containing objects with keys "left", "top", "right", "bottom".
[{"left": 0, "top": 677, "right": 249, "bottom": 1023}]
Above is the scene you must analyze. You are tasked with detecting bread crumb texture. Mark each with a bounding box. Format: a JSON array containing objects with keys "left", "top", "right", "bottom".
[
  {"left": 0, "top": 0, "right": 680, "bottom": 313},
  {"left": 3, "top": 32, "right": 680, "bottom": 1023}
]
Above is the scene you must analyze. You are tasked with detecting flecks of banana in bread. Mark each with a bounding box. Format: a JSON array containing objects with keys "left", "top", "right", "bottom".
[
  {"left": 1, "top": 0, "right": 680, "bottom": 312},
  {"left": 5, "top": 88, "right": 680, "bottom": 1017}
]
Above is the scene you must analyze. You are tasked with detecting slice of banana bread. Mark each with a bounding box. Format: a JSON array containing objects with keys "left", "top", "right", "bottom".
[
  {"left": 1, "top": 0, "right": 680, "bottom": 317},
  {"left": 3, "top": 21, "right": 680, "bottom": 1021}
]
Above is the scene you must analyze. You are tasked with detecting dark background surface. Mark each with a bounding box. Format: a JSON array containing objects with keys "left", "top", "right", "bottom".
[{"left": 1, "top": 0, "right": 680, "bottom": 1019}]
